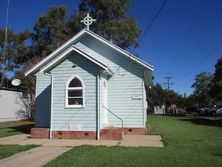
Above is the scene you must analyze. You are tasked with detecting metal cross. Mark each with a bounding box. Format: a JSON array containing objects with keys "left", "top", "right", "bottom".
[{"left": 81, "top": 13, "right": 96, "bottom": 30}]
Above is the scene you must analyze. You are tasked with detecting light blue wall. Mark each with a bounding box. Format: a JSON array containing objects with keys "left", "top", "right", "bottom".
[
  {"left": 35, "top": 33, "right": 148, "bottom": 130},
  {"left": 35, "top": 73, "right": 51, "bottom": 127},
  {"left": 77, "top": 35, "right": 147, "bottom": 128},
  {"left": 50, "top": 52, "right": 101, "bottom": 131}
]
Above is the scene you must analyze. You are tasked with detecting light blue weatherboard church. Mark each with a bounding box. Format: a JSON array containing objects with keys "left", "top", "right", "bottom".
[{"left": 25, "top": 14, "right": 153, "bottom": 140}]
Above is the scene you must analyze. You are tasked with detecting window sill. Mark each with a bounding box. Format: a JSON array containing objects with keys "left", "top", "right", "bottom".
[{"left": 65, "top": 105, "right": 85, "bottom": 109}]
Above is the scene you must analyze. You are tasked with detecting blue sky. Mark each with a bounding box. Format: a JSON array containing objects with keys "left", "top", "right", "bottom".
[{"left": 1, "top": 0, "right": 222, "bottom": 95}]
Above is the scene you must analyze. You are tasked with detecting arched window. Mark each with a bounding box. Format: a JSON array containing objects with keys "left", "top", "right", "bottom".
[{"left": 66, "top": 76, "right": 84, "bottom": 108}]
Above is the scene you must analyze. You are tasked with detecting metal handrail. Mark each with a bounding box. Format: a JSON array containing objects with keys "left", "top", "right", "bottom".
[{"left": 103, "top": 106, "right": 123, "bottom": 129}]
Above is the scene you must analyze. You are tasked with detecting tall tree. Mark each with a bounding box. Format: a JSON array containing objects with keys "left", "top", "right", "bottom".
[
  {"left": 147, "top": 83, "right": 165, "bottom": 112},
  {"left": 32, "top": 6, "right": 72, "bottom": 58},
  {"left": 0, "top": 29, "right": 31, "bottom": 87},
  {"left": 78, "top": 0, "right": 141, "bottom": 49},
  {"left": 192, "top": 72, "right": 213, "bottom": 106},
  {"left": 210, "top": 57, "right": 222, "bottom": 103}
]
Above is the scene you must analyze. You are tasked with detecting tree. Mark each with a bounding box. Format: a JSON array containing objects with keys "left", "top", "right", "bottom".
[
  {"left": 186, "top": 94, "right": 199, "bottom": 107},
  {"left": 210, "top": 57, "right": 222, "bottom": 103},
  {"left": 0, "top": 29, "right": 31, "bottom": 87},
  {"left": 147, "top": 83, "right": 165, "bottom": 112},
  {"left": 147, "top": 83, "right": 187, "bottom": 113},
  {"left": 192, "top": 72, "right": 213, "bottom": 106},
  {"left": 31, "top": 6, "right": 73, "bottom": 58},
  {"left": 78, "top": 0, "right": 141, "bottom": 49},
  {"left": 14, "top": 56, "right": 41, "bottom": 95},
  {"left": 163, "top": 90, "right": 185, "bottom": 108}
]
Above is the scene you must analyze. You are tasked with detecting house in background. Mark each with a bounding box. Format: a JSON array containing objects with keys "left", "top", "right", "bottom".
[{"left": 25, "top": 28, "right": 153, "bottom": 140}]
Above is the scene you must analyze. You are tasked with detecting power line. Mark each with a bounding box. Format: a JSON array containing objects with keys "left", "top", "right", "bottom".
[
  {"left": 166, "top": 1, "right": 206, "bottom": 74},
  {"left": 174, "top": 39, "right": 222, "bottom": 82},
  {"left": 171, "top": 0, "right": 216, "bottom": 77},
  {"left": 131, "top": 0, "right": 167, "bottom": 54},
  {"left": 173, "top": 7, "right": 222, "bottom": 78}
]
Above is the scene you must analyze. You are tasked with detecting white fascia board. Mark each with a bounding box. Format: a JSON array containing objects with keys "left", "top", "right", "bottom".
[
  {"left": 40, "top": 46, "right": 110, "bottom": 74},
  {"left": 25, "top": 28, "right": 153, "bottom": 76},
  {"left": 84, "top": 30, "right": 154, "bottom": 71},
  {"left": 72, "top": 47, "right": 109, "bottom": 71},
  {"left": 39, "top": 47, "right": 74, "bottom": 73},
  {"left": 25, "top": 29, "right": 87, "bottom": 76}
]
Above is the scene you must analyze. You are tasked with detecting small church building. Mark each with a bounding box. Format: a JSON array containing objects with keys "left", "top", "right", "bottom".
[{"left": 26, "top": 18, "right": 153, "bottom": 140}]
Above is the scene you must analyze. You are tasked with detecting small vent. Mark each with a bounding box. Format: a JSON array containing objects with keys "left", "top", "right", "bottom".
[{"left": 128, "top": 129, "right": 132, "bottom": 132}]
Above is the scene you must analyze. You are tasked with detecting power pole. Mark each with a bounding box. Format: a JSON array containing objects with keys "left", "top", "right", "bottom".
[
  {"left": 164, "top": 76, "right": 173, "bottom": 90},
  {"left": 0, "top": 0, "right": 10, "bottom": 88}
]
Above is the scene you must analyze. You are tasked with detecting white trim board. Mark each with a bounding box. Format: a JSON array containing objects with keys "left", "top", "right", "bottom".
[
  {"left": 84, "top": 30, "right": 154, "bottom": 71},
  {"left": 40, "top": 46, "right": 113, "bottom": 75},
  {"left": 25, "top": 29, "right": 86, "bottom": 76},
  {"left": 25, "top": 29, "right": 153, "bottom": 76}
]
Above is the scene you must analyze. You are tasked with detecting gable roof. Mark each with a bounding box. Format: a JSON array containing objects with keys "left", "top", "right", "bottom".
[
  {"left": 25, "top": 29, "right": 153, "bottom": 76},
  {"left": 40, "top": 45, "right": 114, "bottom": 75}
]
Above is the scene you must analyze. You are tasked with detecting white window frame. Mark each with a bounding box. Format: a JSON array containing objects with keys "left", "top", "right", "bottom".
[{"left": 65, "top": 75, "right": 85, "bottom": 108}]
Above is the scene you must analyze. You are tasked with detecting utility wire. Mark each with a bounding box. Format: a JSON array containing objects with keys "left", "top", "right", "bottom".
[
  {"left": 175, "top": 39, "right": 222, "bottom": 82},
  {"left": 171, "top": 0, "right": 216, "bottom": 77},
  {"left": 166, "top": 1, "right": 206, "bottom": 74},
  {"left": 130, "top": 0, "right": 167, "bottom": 54},
  {"left": 173, "top": 6, "right": 222, "bottom": 78}
]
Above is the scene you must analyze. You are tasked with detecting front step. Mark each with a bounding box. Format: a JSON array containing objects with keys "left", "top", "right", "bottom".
[{"left": 100, "top": 128, "right": 124, "bottom": 140}]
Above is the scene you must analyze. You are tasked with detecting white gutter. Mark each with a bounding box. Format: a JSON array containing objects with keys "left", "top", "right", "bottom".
[
  {"left": 96, "top": 72, "right": 100, "bottom": 140},
  {"left": 44, "top": 72, "right": 53, "bottom": 139}
]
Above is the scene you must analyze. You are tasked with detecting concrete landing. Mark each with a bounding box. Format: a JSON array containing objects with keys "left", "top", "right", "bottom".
[{"left": 0, "top": 134, "right": 164, "bottom": 147}]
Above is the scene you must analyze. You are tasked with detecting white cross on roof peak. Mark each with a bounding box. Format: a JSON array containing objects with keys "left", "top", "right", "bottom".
[{"left": 81, "top": 13, "right": 96, "bottom": 30}]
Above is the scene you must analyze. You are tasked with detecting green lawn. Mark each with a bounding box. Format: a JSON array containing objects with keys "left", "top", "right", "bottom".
[
  {"left": 44, "top": 115, "right": 222, "bottom": 167},
  {"left": 0, "top": 145, "right": 37, "bottom": 160},
  {"left": 0, "top": 120, "right": 34, "bottom": 138}
]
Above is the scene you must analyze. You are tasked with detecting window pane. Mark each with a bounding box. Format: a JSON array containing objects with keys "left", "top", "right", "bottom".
[
  {"left": 68, "top": 98, "right": 83, "bottom": 105},
  {"left": 69, "top": 78, "right": 82, "bottom": 87},
  {"left": 68, "top": 90, "right": 82, "bottom": 97}
]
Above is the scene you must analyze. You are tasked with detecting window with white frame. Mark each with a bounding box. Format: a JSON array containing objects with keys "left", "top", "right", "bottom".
[{"left": 66, "top": 76, "right": 84, "bottom": 108}]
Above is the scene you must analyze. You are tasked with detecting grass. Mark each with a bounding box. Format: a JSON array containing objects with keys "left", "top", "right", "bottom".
[
  {"left": 0, "top": 145, "right": 37, "bottom": 160},
  {"left": 0, "top": 120, "right": 34, "bottom": 138},
  {"left": 44, "top": 115, "right": 222, "bottom": 167}
]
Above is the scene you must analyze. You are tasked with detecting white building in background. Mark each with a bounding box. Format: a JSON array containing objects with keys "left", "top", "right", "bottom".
[
  {"left": 154, "top": 105, "right": 166, "bottom": 115},
  {"left": 0, "top": 88, "right": 31, "bottom": 122}
]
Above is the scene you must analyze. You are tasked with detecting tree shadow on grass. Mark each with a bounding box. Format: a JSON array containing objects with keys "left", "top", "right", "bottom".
[
  {"left": 10, "top": 123, "right": 34, "bottom": 134},
  {"left": 180, "top": 117, "right": 222, "bottom": 128}
]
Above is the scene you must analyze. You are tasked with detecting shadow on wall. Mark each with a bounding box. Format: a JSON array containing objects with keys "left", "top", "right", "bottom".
[
  {"left": 35, "top": 85, "right": 51, "bottom": 128},
  {"left": 14, "top": 92, "right": 32, "bottom": 120},
  {"left": 180, "top": 118, "right": 222, "bottom": 128}
]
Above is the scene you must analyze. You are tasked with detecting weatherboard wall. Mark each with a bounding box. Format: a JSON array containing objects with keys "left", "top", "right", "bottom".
[
  {"left": 34, "top": 33, "right": 148, "bottom": 130},
  {"left": 77, "top": 34, "right": 146, "bottom": 128},
  {"left": 35, "top": 73, "right": 51, "bottom": 127},
  {"left": 50, "top": 52, "right": 101, "bottom": 131}
]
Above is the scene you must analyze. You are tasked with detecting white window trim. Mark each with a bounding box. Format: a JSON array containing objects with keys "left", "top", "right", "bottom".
[{"left": 65, "top": 75, "right": 85, "bottom": 108}]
